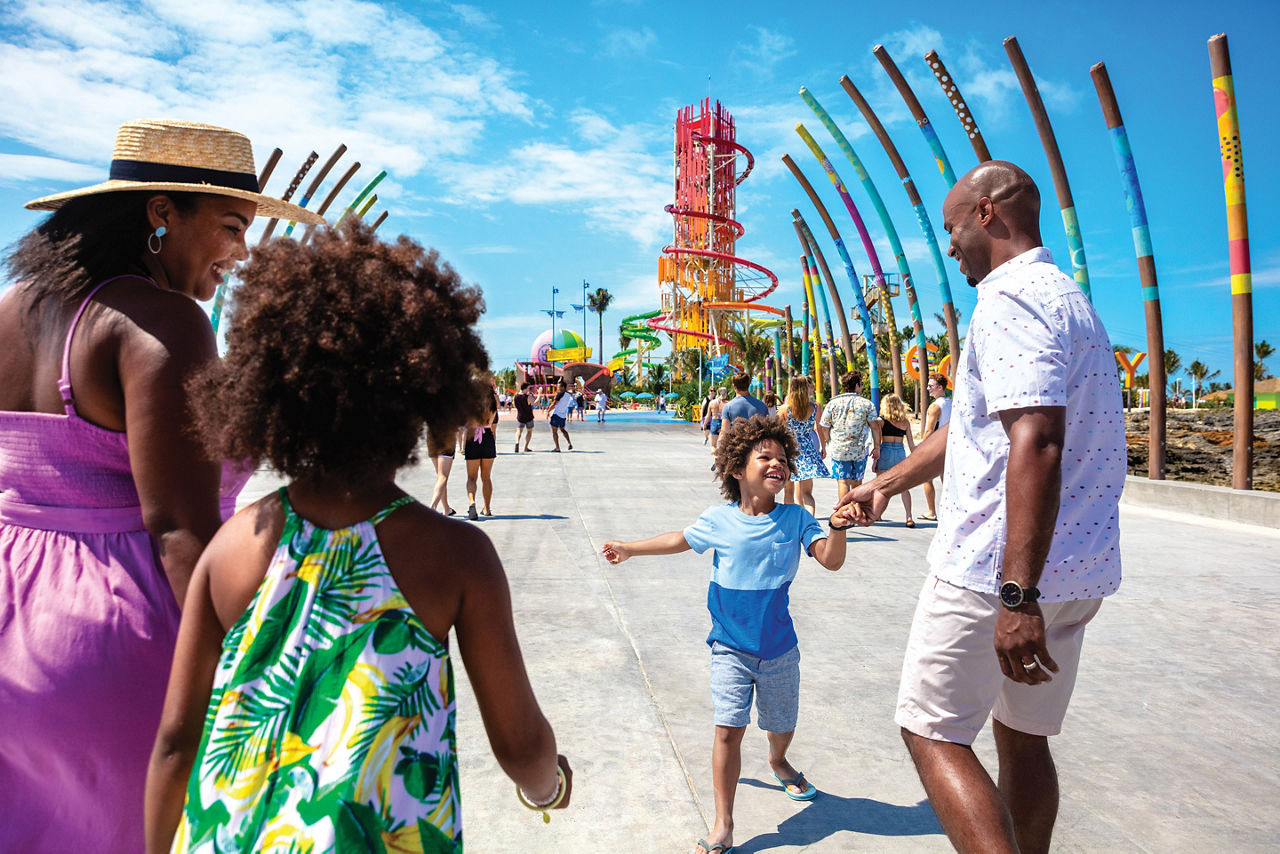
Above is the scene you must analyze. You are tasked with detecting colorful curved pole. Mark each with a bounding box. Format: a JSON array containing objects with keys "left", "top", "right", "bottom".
[
  {"left": 1091, "top": 61, "right": 1166, "bottom": 480},
  {"left": 341, "top": 170, "right": 387, "bottom": 223},
  {"left": 780, "top": 153, "right": 881, "bottom": 407},
  {"left": 798, "top": 257, "right": 812, "bottom": 380},
  {"left": 873, "top": 45, "right": 956, "bottom": 184},
  {"left": 1004, "top": 36, "right": 1091, "bottom": 300},
  {"left": 784, "top": 305, "right": 796, "bottom": 379},
  {"left": 794, "top": 218, "right": 840, "bottom": 400},
  {"left": 301, "top": 161, "right": 361, "bottom": 245},
  {"left": 924, "top": 50, "right": 992, "bottom": 163},
  {"left": 259, "top": 150, "right": 318, "bottom": 243},
  {"left": 837, "top": 76, "right": 932, "bottom": 410},
  {"left": 370, "top": 210, "right": 389, "bottom": 233},
  {"left": 1208, "top": 33, "right": 1253, "bottom": 490},
  {"left": 794, "top": 92, "right": 906, "bottom": 397},
  {"left": 283, "top": 144, "right": 347, "bottom": 237},
  {"left": 788, "top": 201, "right": 855, "bottom": 364},
  {"left": 794, "top": 211, "right": 881, "bottom": 409}
]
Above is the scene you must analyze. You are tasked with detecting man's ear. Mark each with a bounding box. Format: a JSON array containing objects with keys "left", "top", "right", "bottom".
[{"left": 976, "top": 196, "right": 995, "bottom": 225}]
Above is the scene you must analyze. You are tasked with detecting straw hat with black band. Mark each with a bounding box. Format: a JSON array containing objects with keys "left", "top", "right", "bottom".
[{"left": 25, "top": 118, "right": 325, "bottom": 226}]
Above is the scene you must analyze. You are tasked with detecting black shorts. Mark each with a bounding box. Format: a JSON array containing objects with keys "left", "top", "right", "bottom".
[{"left": 463, "top": 429, "right": 497, "bottom": 460}]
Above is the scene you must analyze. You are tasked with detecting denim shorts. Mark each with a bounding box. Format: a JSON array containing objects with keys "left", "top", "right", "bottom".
[
  {"left": 877, "top": 441, "right": 907, "bottom": 471},
  {"left": 830, "top": 457, "right": 867, "bottom": 481},
  {"left": 709, "top": 642, "right": 801, "bottom": 732}
]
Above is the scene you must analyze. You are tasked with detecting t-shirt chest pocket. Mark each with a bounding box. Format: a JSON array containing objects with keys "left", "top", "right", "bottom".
[{"left": 771, "top": 539, "right": 801, "bottom": 579}]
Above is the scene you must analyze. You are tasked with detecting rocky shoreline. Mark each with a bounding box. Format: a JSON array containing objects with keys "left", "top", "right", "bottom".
[{"left": 1124, "top": 408, "right": 1279, "bottom": 492}]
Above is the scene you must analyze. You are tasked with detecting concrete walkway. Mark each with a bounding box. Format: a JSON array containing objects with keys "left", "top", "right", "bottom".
[{"left": 238, "top": 411, "right": 1280, "bottom": 853}]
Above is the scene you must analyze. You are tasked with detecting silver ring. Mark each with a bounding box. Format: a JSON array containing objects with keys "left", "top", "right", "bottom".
[{"left": 1022, "top": 660, "right": 1039, "bottom": 670}]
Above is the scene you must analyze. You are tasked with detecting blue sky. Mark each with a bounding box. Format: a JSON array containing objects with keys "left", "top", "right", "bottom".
[{"left": 0, "top": 0, "right": 1276, "bottom": 384}]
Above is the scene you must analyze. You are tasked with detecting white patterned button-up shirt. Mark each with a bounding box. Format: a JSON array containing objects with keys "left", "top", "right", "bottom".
[{"left": 928, "top": 247, "right": 1125, "bottom": 602}]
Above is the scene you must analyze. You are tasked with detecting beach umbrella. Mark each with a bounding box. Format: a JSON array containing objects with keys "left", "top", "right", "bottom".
[
  {"left": 664, "top": 392, "right": 680, "bottom": 399},
  {"left": 636, "top": 392, "right": 655, "bottom": 399},
  {"left": 620, "top": 391, "right": 636, "bottom": 398}
]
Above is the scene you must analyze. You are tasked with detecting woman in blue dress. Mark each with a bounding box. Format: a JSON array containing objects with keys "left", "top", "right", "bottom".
[{"left": 778, "top": 376, "right": 828, "bottom": 516}]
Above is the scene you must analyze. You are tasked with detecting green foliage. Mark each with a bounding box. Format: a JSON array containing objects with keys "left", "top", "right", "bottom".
[{"left": 1255, "top": 339, "right": 1274, "bottom": 380}]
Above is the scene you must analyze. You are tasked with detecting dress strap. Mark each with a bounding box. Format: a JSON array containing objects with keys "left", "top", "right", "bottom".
[
  {"left": 58, "top": 275, "right": 151, "bottom": 416},
  {"left": 370, "top": 495, "right": 415, "bottom": 525}
]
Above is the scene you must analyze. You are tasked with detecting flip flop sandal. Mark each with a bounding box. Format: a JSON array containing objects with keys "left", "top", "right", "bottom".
[
  {"left": 692, "top": 839, "right": 732, "bottom": 854},
  {"left": 772, "top": 771, "right": 818, "bottom": 801}
]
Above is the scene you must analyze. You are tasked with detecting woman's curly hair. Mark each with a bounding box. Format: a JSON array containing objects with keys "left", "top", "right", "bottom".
[
  {"left": 189, "top": 220, "right": 489, "bottom": 481},
  {"left": 712, "top": 415, "right": 798, "bottom": 503}
]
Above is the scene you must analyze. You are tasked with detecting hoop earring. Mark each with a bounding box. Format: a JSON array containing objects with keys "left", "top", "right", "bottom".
[{"left": 148, "top": 226, "right": 167, "bottom": 255}]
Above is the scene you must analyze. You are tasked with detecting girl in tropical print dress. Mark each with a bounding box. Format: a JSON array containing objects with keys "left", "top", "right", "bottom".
[
  {"left": 778, "top": 376, "right": 829, "bottom": 517},
  {"left": 145, "top": 222, "right": 572, "bottom": 853}
]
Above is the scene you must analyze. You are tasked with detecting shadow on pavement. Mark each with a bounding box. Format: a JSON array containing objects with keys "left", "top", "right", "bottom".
[{"left": 732, "top": 780, "right": 943, "bottom": 851}]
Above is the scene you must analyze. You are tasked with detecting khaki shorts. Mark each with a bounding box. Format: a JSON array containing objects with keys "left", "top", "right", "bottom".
[{"left": 896, "top": 575, "right": 1103, "bottom": 745}]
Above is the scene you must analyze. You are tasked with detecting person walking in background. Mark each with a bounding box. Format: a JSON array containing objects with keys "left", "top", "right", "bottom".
[
  {"left": 548, "top": 379, "right": 575, "bottom": 451},
  {"left": 428, "top": 424, "right": 460, "bottom": 516},
  {"left": 595, "top": 388, "right": 608, "bottom": 422},
  {"left": 707, "top": 387, "right": 728, "bottom": 469},
  {"left": 874, "top": 393, "right": 917, "bottom": 527},
  {"left": 918, "top": 372, "right": 952, "bottom": 522},
  {"left": 721, "top": 372, "right": 768, "bottom": 428},
  {"left": 514, "top": 382, "right": 535, "bottom": 452},
  {"left": 575, "top": 388, "right": 586, "bottom": 421},
  {"left": 463, "top": 375, "right": 500, "bottom": 520},
  {"left": 700, "top": 390, "right": 715, "bottom": 444},
  {"left": 602, "top": 416, "right": 846, "bottom": 854},
  {"left": 835, "top": 161, "right": 1126, "bottom": 854},
  {"left": 144, "top": 221, "right": 572, "bottom": 853},
  {"left": 819, "top": 371, "right": 881, "bottom": 504},
  {"left": 777, "top": 376, "right": 828, "bottom": 517},
  {"left": 763, "top": 390, "right": 780, "bottom": 418},
  {"left": 0, "top": 118, "right": 322, "bottom": 852}
]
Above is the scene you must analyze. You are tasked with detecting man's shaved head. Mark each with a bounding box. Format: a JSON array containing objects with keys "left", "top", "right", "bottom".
[{"left": 942, "top": 161, "right": 1043, "bottom": 286}]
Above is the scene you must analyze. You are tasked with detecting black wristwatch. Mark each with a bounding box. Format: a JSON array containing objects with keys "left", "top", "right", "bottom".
[{"left": 998, "top": 580, "right": 1041, "bottom": 609}]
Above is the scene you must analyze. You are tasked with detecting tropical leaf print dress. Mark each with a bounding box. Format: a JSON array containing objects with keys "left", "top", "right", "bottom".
[{"left": 174, "top": 490, "right": 461, "bottom": 853}]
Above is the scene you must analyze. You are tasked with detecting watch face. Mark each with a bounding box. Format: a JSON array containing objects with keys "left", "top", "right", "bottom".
[{"left": 999, "top": 581, "right": 1023, "bottom": 608}]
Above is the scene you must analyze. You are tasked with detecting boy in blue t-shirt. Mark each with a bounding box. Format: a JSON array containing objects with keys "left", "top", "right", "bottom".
[{"left": 602, "top": 415, "right": 848, "bottom": 854}]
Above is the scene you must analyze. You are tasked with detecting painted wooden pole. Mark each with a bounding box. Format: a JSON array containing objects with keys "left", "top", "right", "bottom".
[
  {"left": 1091, "top": 61, "right": 1167, "bottom": 480},
  {"left": 852, "top": 54, "right": 964, "bottom": 380},
  {"left": 1208, "top": 33, "right": 1253, "bottom": 490},
  {"left": 874, "top": 44, "right": 956, "bottom": 184},
  {"left": 259, "top": 150, "right": 318, "bottom": 243},
  {"left": 793, "top": 210, "right": 856, "bottom": 367},
  {"left": 798, "top": 89, "right": 906, "bottom": 399},
  {"left": 794, "top": 215, "right": 844, "bottom": 399},
  {"left": 839, "top": 75, "right": 932, "bottom": 413},
  {"left": 1004, "top": 36, "right": 1091, "bottom": 300},
  {"left": 784, "top": 305, "right": 796, "bottom": 381},
  {"left": 301, "top": 161, "right": 361, "bottom": 245},
  {"left": 780, "top": 152, "right": 880, "bottom": 409},
  {"left": 924, "top": 50, "right": 992, "bottom": 163},
  {"left": 283, "top": 144, "right": 347, "bottom": 237}
]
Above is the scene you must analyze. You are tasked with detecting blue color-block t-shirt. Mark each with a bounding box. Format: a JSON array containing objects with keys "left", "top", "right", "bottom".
[{"left": 683, "top": 502, "right": 826, "bottom": 659}]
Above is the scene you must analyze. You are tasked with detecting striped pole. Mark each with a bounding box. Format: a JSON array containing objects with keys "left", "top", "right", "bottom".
[
  {"left": 300, "top": 161, "right": 361, "bottom": 245},
  {"left": 798, "top": 89, "right": 906, "bottom": 399},
  {"left": 794, "top": 216, "right": 842, "bottom": 399},
  {"left": 780, "top": 152, "right": 880, "bottom": 408},
  {"left": 1208, "top": 33, "right": 1253, "bottom": 490},
  {"left": 259, "top": 151, "right": 318, "bottom": 243},
  {"left": 924, "top": 50, "right": 993, "bottom": 163},
  {"left": 1005, "top": 36, "right": 1091, "bottom": 300},
  {"left": 874, "top": 44, "right": 956, "bottom": 184},
  {"left": 838, "top": 76, "right": 932, "bottom": 412},
  {"left": 283, "top": 144, "right": 347, "bottom": 237},
  {"left": 1091, "top": 61, "right": 1167, "bottom": 480}
]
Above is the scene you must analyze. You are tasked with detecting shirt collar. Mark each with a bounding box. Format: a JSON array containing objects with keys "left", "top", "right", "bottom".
[{"left": 976, "top": 246, "right": 1054, "bottom": 292}]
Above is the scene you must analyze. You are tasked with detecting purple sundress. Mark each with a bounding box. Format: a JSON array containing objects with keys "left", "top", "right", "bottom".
[{"left": 0, "top": 277, "right": 248, "bottom": 851}]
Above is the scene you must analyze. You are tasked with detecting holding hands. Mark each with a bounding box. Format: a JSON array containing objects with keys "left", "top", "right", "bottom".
[
  {"left": 831, "top": 482, "right": 890, "bottom": 527},
  {"left": 600, "top": 542, "right": 630, "bottom": 564}
]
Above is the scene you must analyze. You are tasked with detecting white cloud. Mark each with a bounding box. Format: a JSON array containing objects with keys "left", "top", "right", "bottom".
[
  {"left": 451, "top": 4, "right": 498, "bottom": 30},
  {"left": 0, "top": 0, "right": 534, "bottom": 188},
  {"left": 734, "top": 26, "right": 795, "bottom": 75},
  {"left": 0, "top": 153, "right": 103, "bottom": 184},
  {"left": 601, "top": 26, "right": 656, "bottom": 58}
]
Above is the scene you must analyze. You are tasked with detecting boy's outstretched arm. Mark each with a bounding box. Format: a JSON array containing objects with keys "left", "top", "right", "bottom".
[
  {"left": 809, "top": 527, "right": 847, "bottom": 571},
  {"left": 601, "top": 531, "right": 690, "bottom": 564}
]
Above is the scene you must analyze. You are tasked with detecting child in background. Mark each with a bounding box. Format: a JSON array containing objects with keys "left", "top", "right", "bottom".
[
  {"left": 144, "top": 223, "right": 571, "bottom": 853},
  {"left": 601, "top": 415, "right": 847, "bottom": 854}
]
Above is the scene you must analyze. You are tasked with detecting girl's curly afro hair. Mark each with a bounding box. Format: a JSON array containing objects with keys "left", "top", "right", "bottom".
[{"left": 189, "top": 220, "right": 489, "bottom": 481}]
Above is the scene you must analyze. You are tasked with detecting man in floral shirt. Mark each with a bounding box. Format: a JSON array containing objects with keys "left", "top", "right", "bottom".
[{"left": 818, "top": 370, "right": 881, "bottom": 501}]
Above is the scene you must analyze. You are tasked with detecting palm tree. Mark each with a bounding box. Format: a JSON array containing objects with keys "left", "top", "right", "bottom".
[
  {"left": 1164, "top": 349, "right": 1183, "bottom": 395},
  {"left": 587, "top": 287, "right": 613, "bottom": 365},
  {"left": 614, "top": 365, "right": 634, "bottom": 389},
  {"left": 1187, "top": 360, "right": 1220, "bottom": 408},
  {"left": 726, "top": 328, "right": 771, "bottom": 378},
  {"left": 1254, "top": 339, "right": 1274, "bottom": 380},
  {"left": 646, "top": 363, "right": 669, "bottom": 396}
]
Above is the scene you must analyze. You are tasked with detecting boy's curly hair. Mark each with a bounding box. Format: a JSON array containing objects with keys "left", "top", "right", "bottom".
[
  {"left": 713, "top": 415, "right": 798, "bottom": 503},
  {"left": 189, "top": 220, "right": 489, "bottom": 481}
]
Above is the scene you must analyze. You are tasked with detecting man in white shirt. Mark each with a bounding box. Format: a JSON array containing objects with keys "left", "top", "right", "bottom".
[{"left": 834, "top": 161, "right": 1125, "bottom": 854}]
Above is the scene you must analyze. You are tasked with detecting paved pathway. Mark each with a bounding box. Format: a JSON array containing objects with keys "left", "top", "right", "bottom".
[{"left": 238, "top": 410, "right": 1280, "bottom": 853}]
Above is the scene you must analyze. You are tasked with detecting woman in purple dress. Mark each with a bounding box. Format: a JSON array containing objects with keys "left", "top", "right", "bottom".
[{"left": 0, "top": 119, "right": 322, "bottom": 851}]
